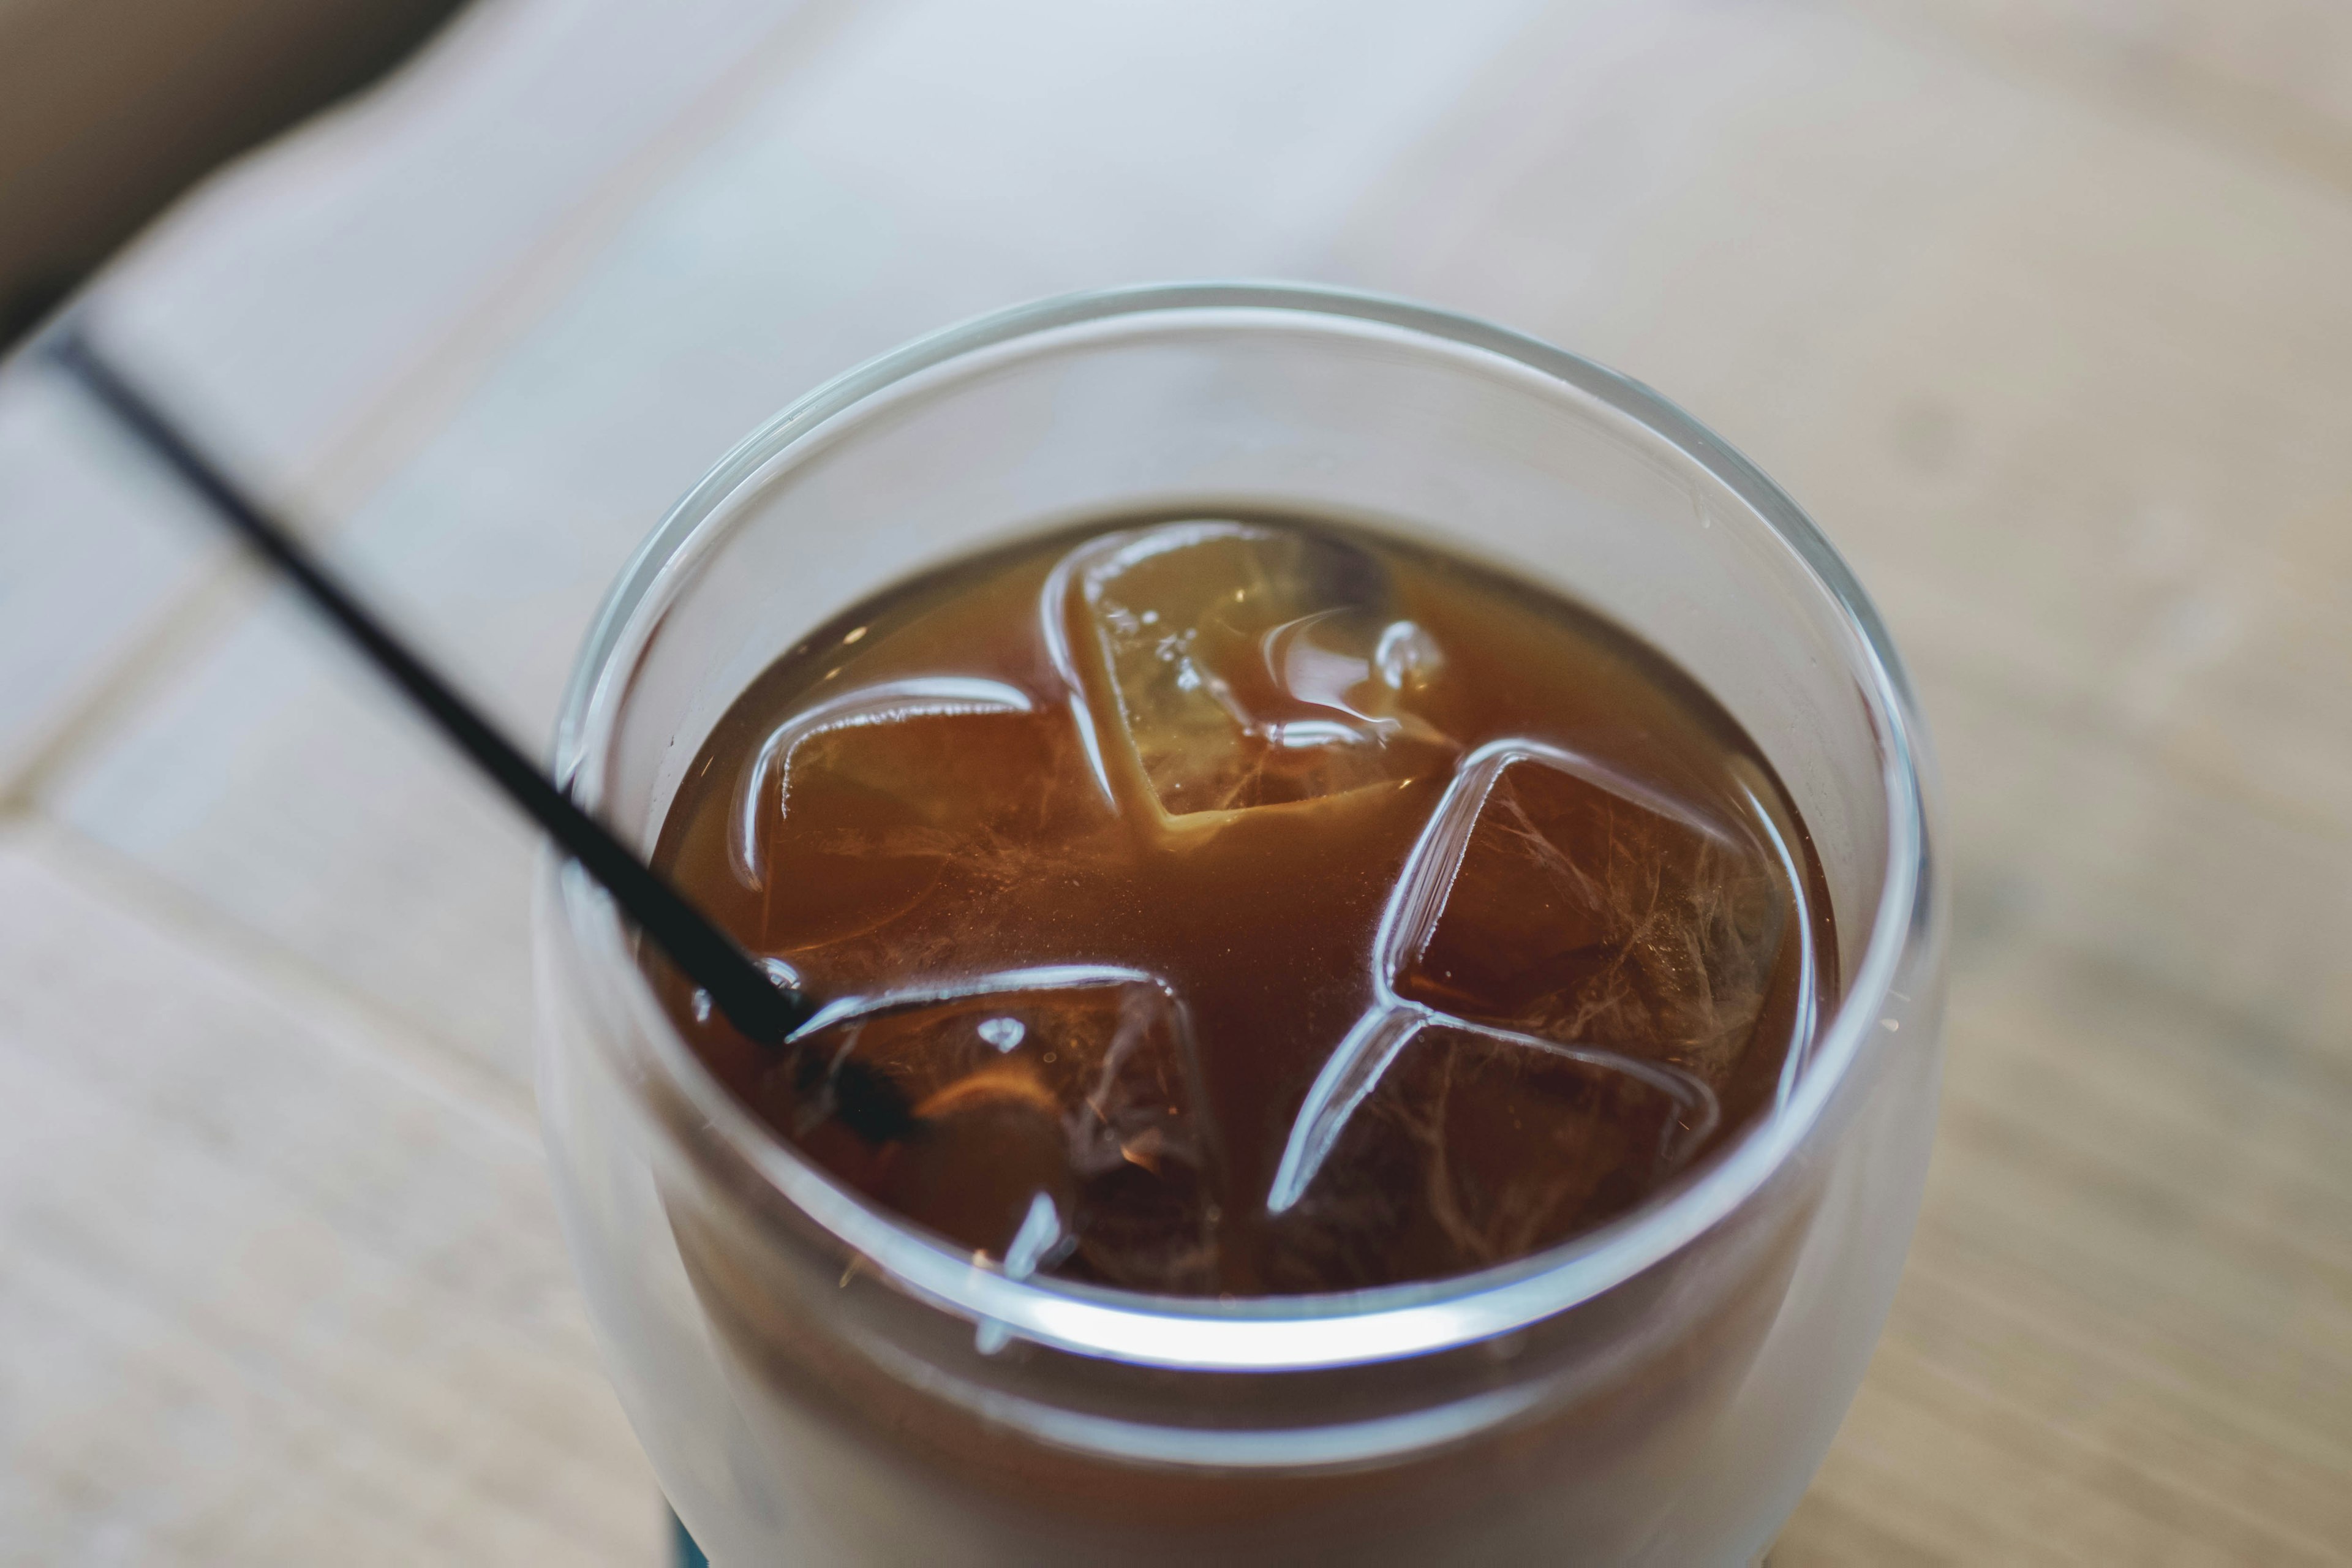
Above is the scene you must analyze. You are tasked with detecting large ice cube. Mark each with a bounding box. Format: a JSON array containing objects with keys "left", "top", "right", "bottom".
[
  {"left": 1267, "top": 741, "right": 1793, "bottom": 1234},
  {"left": 731, "top": 677, "right": 1035, "bottom": 883},
  {"left": 780, "top": 969, "right": 1218, "bottom": 1293},
  {"left": 729, "top": 677, "right": 1099, "bottom": 954},
  {"left": 1393, "top": 742, "right": 1792, "bottom": 1076},
  {"left": 1262, "top": 1019, "right": 1697, "bottom": 1290},
  {"left": 1046, "top": 521, "right": 1455, "bottom": 818}
]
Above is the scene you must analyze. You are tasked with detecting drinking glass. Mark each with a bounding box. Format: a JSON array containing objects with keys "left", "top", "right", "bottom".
[{"left": 535, "top": 283, "right": 1944, "bottom": 1565}]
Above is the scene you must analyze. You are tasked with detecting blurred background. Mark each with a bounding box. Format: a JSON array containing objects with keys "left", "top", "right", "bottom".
[{"left": 1, "top": 0, "right": 2345, "bottom": 1561}]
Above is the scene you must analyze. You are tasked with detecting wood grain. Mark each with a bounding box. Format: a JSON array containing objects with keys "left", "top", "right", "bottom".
[
  {"left": 0, "top": 826, "right": 656, "bottom": 1564},
  {"left": 0, "top": 371, "right": 220, "bottom": 780},
  {"left": 1, "top": 0, "right": 2346, "bottom": 1561}
]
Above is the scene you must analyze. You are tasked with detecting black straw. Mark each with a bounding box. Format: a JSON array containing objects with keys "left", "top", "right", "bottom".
[{"left": 45, "top": 322, "right": 914, "bottom": 1145}]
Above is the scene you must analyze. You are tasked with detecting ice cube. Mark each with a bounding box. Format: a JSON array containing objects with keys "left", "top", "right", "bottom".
[
  {"left": 782, "top": 968, "right": 1218, "bottom": 1292},
  {"left": 1262, "top": 1020, "right": 1702, "bottom": 1291},
  {"left": 1046, "top": 521, "right": 1456, "bottom": 818},
  {"left": 729, "top": 677, "right": 1095, "bottom": 953},
  {"left": 1392, "top": 742, "right": 1792, "bottom": 1078},
  {"left": 733, "top": 676, "right": 1035, "bottom": 883},
  {"left": 1266, "top": 740, "right": 1788, "bottom": 1233}
]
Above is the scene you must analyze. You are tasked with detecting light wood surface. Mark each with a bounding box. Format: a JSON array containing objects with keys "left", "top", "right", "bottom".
[{"left": 1, "top": 0, "right": 2345, "bottom": 1561}]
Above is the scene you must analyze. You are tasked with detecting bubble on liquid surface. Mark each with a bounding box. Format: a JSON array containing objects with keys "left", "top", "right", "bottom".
[
  {"left": 1047, "top": 521, "right": 1457, "bottom": 818},
  {"left": 786, "top": 969, "right": 1218, "bottom": 1293}
]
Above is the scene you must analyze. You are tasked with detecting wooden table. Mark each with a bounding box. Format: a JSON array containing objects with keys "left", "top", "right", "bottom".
[{"left": 2, "top": 1, "right": 2344, "bottom": 1560}]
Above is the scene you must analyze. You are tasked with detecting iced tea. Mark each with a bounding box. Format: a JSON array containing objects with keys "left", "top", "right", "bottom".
[{"left": 650, "top": 514, "right": 1832, "bottom": 1295}]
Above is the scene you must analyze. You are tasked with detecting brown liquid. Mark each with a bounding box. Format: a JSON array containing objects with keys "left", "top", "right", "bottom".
[{"left": 650, "top": 515, "right": 1833, "bottom": 1295}]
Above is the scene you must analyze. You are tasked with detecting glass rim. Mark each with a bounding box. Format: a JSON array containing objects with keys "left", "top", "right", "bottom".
[{"left": 548, "top": 281, "right": 1932, "bottom": 1373}]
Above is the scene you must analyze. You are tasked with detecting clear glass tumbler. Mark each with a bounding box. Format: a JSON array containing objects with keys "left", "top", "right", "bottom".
[{"left": 535, "top": 284, "right": 1943, "bottom": 1565}]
